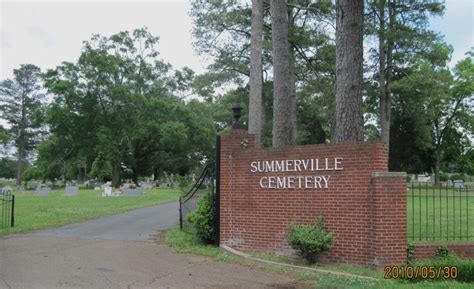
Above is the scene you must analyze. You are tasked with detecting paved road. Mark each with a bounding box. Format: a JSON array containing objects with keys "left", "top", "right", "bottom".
[
  {"left": 27, "top": 201, "right": 180, "bottom": 242},
  {"left": 0, "top": 202, "right": 307, "bottom": 289}
]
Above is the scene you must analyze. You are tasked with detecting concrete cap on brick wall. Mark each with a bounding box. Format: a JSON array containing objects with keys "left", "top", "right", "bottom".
[{"left": 372, "top": 172, "right": 406, "bottom": 178}]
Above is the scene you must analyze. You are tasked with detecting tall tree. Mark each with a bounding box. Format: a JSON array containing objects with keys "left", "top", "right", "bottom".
[
  {"left": 430, "top": 53, "right": 474, "bottom": 184},
  {"left": 44, "top": 29, "right": 168, "bottom": 187},
  {"left": 333, "top": 0, "right": 364, "bottom": 142},
  {"left": 272, "top": 0, "right": 292, "bottom": 147},
  {"left": 248, "top": 0, "right": 264, "bottom": 147},
  {"left": 191, "top": 0, "right": 335, "bottom": 145},
  {"left": 0, "top": 64, "right": 45, "bottom": 186},
  {"left": 365, "top": 0, "right": 444, "bottom": 148}
]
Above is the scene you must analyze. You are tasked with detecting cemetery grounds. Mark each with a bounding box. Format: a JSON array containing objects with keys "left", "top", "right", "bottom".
[{"left": 0, "top": 187, "right": 181, "bottom": 236}]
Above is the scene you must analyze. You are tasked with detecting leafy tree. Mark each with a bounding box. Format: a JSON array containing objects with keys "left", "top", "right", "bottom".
[
  {"left": 42, "top": 28, "right": 216, "bottom": 186},
  {"left": 389, "top": 48, "right": 473, "bottom": 183},
  {"left": 333, "top": 0, "right": 364, "bottom": 142},
  {"left": 191, "top": 0, "right": 335, "bottom": 145},
  {"left": 365, "top": 0, "right": 444, "bottom": 149},
  {"left": 44, "top": 28, "right": 174, "bottom": 187},
  {"left": 0, "top": 64, "right": 45, "bottom": 186}
]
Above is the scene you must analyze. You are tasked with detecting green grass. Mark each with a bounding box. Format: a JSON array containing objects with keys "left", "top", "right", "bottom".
[
  {"left": 165, "top": 227, "right": 235, "bottom": 262},
  {"left": 0, "top": 188, "right": 181, "bottom": 236},
  {"left": 165, "top": 228, "right": 473, "bottom": 289},
  {"left": 407, "top": 186, "right": 474, "bottom": 243}
]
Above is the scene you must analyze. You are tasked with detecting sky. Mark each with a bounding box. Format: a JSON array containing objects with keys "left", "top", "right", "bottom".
[
  {"left": 0, "top": 0, "right": 207, "bottom": 80},
  {"left": 0, "top": 0, "right": 473, "bottom": 81}
]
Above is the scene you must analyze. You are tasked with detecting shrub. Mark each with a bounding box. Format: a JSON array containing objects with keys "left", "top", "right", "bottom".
[
  {"left": 287, "top": 215, "right": 334, "bottom": 263},
  {"left": 449, "top": 173, "right": 465, "bottom": 182},
  {"left": 176, "top": 174, "right": 192, "bottom": 191},
  {"left": 435, "top": 246, "right": 455, "bottom": 259},
  {"left": 439, "top": 171, "right": 449, "bottom": 182},
  {"left": 186, "top": 193, "right": 215, "bottom": 244}
]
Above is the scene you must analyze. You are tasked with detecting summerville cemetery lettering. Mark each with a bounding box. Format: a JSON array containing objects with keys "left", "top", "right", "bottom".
[{"left": 249, "top": 158, "right": 343, "bottom": 189}]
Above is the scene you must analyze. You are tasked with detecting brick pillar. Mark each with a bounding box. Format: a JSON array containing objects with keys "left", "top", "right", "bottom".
[
  {"left": 219, "top": 129, "right": 255, "bottom": 245},
  {"left": 371, "top": 172, "right": 407, "bottom": 268}
]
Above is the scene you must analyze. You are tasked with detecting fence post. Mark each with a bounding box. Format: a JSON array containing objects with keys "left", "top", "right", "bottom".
[
  {"left": 214, "top": 135, "right": 221, "bottom": 246},
  {"left": 11, "top": 194, "right": 15, "bottom": 228},
  {"left": 179, "top": 196, "right": 182, "bottom": 230}
]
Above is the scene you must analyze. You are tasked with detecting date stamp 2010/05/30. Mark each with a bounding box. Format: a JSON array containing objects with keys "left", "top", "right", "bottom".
[{"left": 384, "top": 265, "right": 458, "bottom": 280}]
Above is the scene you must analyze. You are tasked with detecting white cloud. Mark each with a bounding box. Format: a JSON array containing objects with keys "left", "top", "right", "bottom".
[{"left": 0, "top": 1, "right": 208, "bottom": 80}]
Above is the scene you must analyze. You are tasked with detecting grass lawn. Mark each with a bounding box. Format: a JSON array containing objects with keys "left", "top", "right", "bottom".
[
  {"left": 407, "top": 185, "right": 474, "bottom": 243},
  {"left": 165, "top": 228, "right": 473, "bottom": 289},
  {"left": 0, "top": 188, "right": 181, "bottom": 236}
]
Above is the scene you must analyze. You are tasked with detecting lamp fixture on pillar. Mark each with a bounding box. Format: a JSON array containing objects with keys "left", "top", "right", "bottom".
[{"left": 232, "top": 103, "right": 246, "bottom": 129}]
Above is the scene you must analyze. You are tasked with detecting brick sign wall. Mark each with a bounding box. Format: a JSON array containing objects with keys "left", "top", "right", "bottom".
[{"left": 219, "top": 129, "right": 407, "bottom": 268}]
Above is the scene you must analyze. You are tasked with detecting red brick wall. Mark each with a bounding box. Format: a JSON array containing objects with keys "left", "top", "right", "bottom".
[
  {"left": 413, "top": 244, "right": 474, "bottom": 260},
  {"left": 219, "top": 129, "right": 407, "bottom": 268}
]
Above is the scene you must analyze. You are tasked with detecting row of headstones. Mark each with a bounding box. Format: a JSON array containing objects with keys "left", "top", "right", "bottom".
[
  {"left": 102, "top": 187, "right": 144, "bottom": 197},
  {"left": 35, "top": 186, "right": 144, "bottom": 197}
]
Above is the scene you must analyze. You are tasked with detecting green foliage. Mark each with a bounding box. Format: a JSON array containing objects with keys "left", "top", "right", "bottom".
[
  {"left": 165, "top": 228, "right": 234, "bottom": 262},
  {"left": 406, "top": 256, "right": 474, "bottom": 283},
  {"left": 434, "top": 246, "right": 453, "bottom": 259},
  {"left": 287, "top": 215, "right": 334, "bottom": 263},
  {"left": 41, "top": 28, "right": 216, "bottom": 187},
  {"left": 0, "top": 158, "right": 16, "bottom": 179},
  {"left": 22, "top": 165, "right": 42, "bottom": 183},
  {"left": 0, "top": 64, "right": 46, "bottom": 184},
  {"left": 175, "top": 174, "right": 192, "bottom": 191},
  {"left": 89, "top": 153, "right": 112, "bottom": 182},
  {"left": 439, "top": 171, "right": 449, "bottom": 182},
  {"left": 449, "top": 173, "right": 465, "bottom": 182},
  {"left": 186, "top": 194, "right": 215, "bottom": 244},
  {"left": 407, "top": 242, "right": 415, "bottom": 263}
]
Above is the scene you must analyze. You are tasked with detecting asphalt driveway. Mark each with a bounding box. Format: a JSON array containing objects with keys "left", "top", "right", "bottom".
[{"left": 0, "top": 202, "right": 307, "bottom": 289}]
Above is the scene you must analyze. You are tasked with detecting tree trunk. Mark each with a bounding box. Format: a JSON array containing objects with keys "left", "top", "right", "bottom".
[
  {"left": 333, "top": 0, "right": 364, "bottom": 142},
  {"left": 271, "top": 0, "right": 292, "bottom": 147},
  {"left": 380, "top": 0, "right": 394, "bottom": 151},
  {"left": 289, "top": 47, "right": 297, "bottom": 144},
  {"left": 16, "top": 147, "right": 24, "bottom": 187},
  {"left": 434, "top": 146, "right": 441, "bottom": 186},
  {"left": 112, "top": 155, "right": 121, "bottom": 188},
  {"left": 248, "top": 0, "right": 264, "bottom": 147},
  {"left": 378, "top": 0, "right": 388, "bottom": 147}
]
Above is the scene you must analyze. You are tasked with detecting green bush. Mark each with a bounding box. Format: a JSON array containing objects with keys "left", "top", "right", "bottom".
[
  {"left": 450, "top": 173, "right": 465, "bottom": 182},
  {"left": 435, "top": 246, "right": 455, "bottom": 259},
  {"left": 186, "top": 194, "right": 215, "bottom": 244},
  {"left": 439, "top": 171, "right": 449, "bottom": 182},
  {"left": 287, "top": 215, "right": 334, "bottom": 263},
  {"left": 176, "top": 174, "right": 192, "bottom": 191}
]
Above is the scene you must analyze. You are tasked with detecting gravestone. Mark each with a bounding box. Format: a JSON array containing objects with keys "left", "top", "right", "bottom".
[
  {"left": 36, "top": 186, "right": 51, "bottom": 196},
  {"left": 453, "top": 180, "right": 464, "bottom": 189},
  {"left": 122, "top": 187, "right": 144, "bottom": 197},
  {"left": 102, "top": 187, "right": 113, "bottom": 197},
  {"left": 140, "top": 182, "right": 153, "bottom": 189},
  {"left": 64, "top": 186, "right": 79, "bottom": 196}
]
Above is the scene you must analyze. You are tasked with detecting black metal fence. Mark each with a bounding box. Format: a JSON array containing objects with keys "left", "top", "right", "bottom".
[
  {"left": 179, "top": 163, "right": 215, "bottom": 233},
  {"left": 408, "top": 182, "right": 473, "bottom": 242},
  {"left": 0, "top": 188, "right": 15, "bottom": 229}
]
